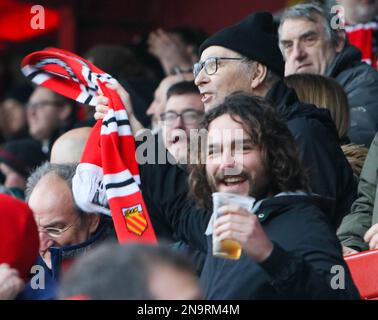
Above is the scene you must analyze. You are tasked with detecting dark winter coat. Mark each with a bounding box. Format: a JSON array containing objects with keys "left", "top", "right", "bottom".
[{"left": 326, "top": 44, "right": 378, "bottom": 147}]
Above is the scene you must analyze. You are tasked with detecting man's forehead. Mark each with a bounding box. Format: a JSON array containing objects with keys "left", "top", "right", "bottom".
[
  {"left": 200, "top": 46, "right": 241, "bottom": 61},
  {"left": 166, "top": 93, "right": 201, "bottom": 106},
  {"left": 280, "top": 17, "right": 324, "bottom": 39},
  {"left": 29, "top": 173, "right": 71, "bottom": 204},
  {"left": 207, "top": 120, "right": 248, "bottom": 144},
  {"left": 30, "top": 175, "right": 76, "bottom": 224}
]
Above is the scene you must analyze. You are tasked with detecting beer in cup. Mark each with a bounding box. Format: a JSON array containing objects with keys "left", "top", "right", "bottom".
[{"left": 212, "top": 192, "right": 255, "bottom": 260}]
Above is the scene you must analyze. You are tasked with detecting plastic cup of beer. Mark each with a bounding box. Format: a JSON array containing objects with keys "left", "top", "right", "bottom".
[{"left": 212, "top": 192, "right": 255, "bottom": 260}]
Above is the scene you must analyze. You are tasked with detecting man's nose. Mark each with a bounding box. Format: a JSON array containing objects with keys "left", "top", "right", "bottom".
[
  {"left": 292, "top": 42, "right": 307, "bottom": 61},
  {"left": 146, "top": 102, "right": 156, "bottom": 116},
  {"left": 194, "top": 68, "right": 209, "bottom": 87},
  {"left": 171, "top": 115, "right": 185, "bottom": 129},
  {"left": 219, "top": 150, "right": 236, "bottom": 168},
  {"left": 38, "top": 231, "right": 54, "bottom": 252},
  {"left": 218, "top": 150, "right": 243, "bottom": 176}
]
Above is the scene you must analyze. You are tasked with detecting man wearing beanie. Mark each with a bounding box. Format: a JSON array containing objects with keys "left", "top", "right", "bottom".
[
  {"left": 194, "top": 11, "right": 356, "bottom": 229},
  {"left": 91, "top": 12, "right": 358, "bottom": 299},
  {"left": 0, "top": 139, "right": 47, "bottom": 199}
]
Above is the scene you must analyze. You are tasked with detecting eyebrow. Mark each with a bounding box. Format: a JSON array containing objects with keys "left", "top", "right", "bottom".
[
  {"left": 299, "top": 30, "right": 318, "bottom": 40},
  {"left": 40, "top": 220, "right": 66, "bottom": 229},
  {"left": 234, "top": 138, "right": 253, "bottom": 145},
  {"left": 280, "top": 30, "right": 318, "bottom": 43},
  {"left": 208, "top": 138, "right": 253, "bottom": 149}
]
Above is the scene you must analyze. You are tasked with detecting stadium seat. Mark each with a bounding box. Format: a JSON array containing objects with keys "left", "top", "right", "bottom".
[{"left": 345, "top": 249, "right": 378, "bottom": 300}]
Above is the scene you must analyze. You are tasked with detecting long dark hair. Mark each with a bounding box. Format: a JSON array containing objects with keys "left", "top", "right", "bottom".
[{"left": 188, "top": 93, "right": 309, "bottom": 210}]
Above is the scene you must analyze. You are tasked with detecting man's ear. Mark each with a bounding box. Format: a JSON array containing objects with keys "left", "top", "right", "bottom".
[
  {"left": 87, "top": 213, "right": 101, "bottom": 234},
  {"left": 58, "top": 104, "right": 72, "bottom": 122},
  {"left": 251, "top": 63, "right": 268, "bottom": 90}
]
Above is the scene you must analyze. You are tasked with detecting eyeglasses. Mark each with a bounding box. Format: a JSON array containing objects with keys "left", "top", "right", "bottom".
[
  {"left": 160, "top": 109, "right": 205, "bottom": 126},
  {"left": 37, "top": 216, "right": 80, "bottom": 238},
  {"left": 193, "top": 57, "right": 244, "bottom": 78}
]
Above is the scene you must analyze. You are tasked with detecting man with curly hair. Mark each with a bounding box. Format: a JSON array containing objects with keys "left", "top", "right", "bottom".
[{"left": 161, "top": 93, "right": 359, "bottom": 299}]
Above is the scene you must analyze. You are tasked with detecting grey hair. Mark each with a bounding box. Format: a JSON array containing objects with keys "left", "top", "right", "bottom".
[
  {"left": 242, "top": 57, "right": 281, "bottom": 87},
  {"left": 278, "top": 2, "right": 344, "bottom": 56},
  {"left": 25, "top": 161, "right": 78, "bottom": 202}
]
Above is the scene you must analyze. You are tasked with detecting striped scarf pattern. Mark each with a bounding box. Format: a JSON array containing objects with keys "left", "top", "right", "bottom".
[{"left": 21, "top": 47, "right": 157, "bottom": 244}]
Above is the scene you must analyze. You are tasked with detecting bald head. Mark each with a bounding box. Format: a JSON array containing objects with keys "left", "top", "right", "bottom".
[
  {"left": 146, "top": 73, "right": 194, "bottom": 131},
  {"left": 50, "top": 127, "right": 91, "bottom": 164}
]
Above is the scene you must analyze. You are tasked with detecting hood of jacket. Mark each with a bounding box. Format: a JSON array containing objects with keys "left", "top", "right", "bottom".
[
  {"left": 326, "top": 43, "right": 362, "bottom": 78},
  {"left": 265, "top": 80, "right": 339, "bottom": 138},
  {"left": 254, "top": 192, "right": 335, "bottom": 225}
]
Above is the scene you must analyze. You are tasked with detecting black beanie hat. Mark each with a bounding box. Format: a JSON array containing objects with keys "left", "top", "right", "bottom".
[
  {"left": 0, "top": 139, "right": 47, "bottom": 178},
  {"left": 199, "top": 12, "right": 284, "bottom": 77}
]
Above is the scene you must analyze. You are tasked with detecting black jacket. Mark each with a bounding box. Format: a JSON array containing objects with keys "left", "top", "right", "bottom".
[
  {"left": 137, "top": 131, "right": 201, "bottom": 241},
  {"left": 163, "top": 193, "right": 360, "bottom": 299},
  {"left": 266, "top": 81, "right": 357, "bottom": 228},
  {"left": 326, "top": 43, "right": 378, "bottom": 147}
]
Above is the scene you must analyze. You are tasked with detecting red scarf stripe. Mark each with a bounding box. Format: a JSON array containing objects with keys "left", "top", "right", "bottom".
[
  {"left": 101, "top": 121, "right": 133, "bottom": 136},
  {"left": 103, "top": 170, "right": 140, "bottom": 199},
  {"left": 106, "top": 184, "right": 140, "bottom": 200},
  {"left": 345, "top": 22, "right": 378, "bottom": 32},
  {"left": 345, "top": 21, "right": 378, "bottom": 68}
]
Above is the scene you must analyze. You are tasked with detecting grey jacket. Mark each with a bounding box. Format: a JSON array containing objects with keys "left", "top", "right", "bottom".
[
  {"left": 326, "top": 44, "right": 378, "bottom": 147},
  {"left": 337, "top": 133, "right": 378, "bottom": 251}
]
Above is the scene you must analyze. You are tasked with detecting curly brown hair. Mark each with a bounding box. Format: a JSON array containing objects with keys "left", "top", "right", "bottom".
[{"left": 188, "top": 93, "right": 310, "bottom": 210}]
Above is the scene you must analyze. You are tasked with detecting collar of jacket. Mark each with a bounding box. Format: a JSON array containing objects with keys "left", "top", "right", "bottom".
[
  {"left": 253, "top": 193, "right": 335, "bottom": 223},
  {"left": 265, "top": 80, "right": 299, "bottom": 120},
  {"left": 265, "top": 79, "right": 340, "bottom": 139},
  {"left": 48, "top": 217, "right": 115, "bottom": 279},
  {"left": 325, "top": 42, "right": 362, "bottom": 78}
]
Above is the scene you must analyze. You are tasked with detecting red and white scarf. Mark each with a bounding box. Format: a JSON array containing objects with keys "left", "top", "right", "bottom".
[
  {"left": 346, "top": 21, "right": 378, "bottom": 68},
  {"left": 21, "top": 47, "right": 157, "bottom": 244}
]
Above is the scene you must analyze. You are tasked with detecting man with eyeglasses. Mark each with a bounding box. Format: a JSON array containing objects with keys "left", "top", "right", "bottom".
[
  {"left": 26, "top": 87, "right": 76, "bottom": 156},
  {"left": 18, "top": 162, "right": 115, "bottom": 300},
  {"left": 93, "top": 12, "right": 355, "bottom": 238},
  {"left": 160, "top": 81, "right": 204, "bottom": 164},
  {"left": 145, "top": 73, "right": 194, "bottom": 133},
  {"left": 157, "top": 81, "right": 206, "bottom": 274},
  {"left": 192, "top": 11, "right": 356, "bottom": 230}
]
